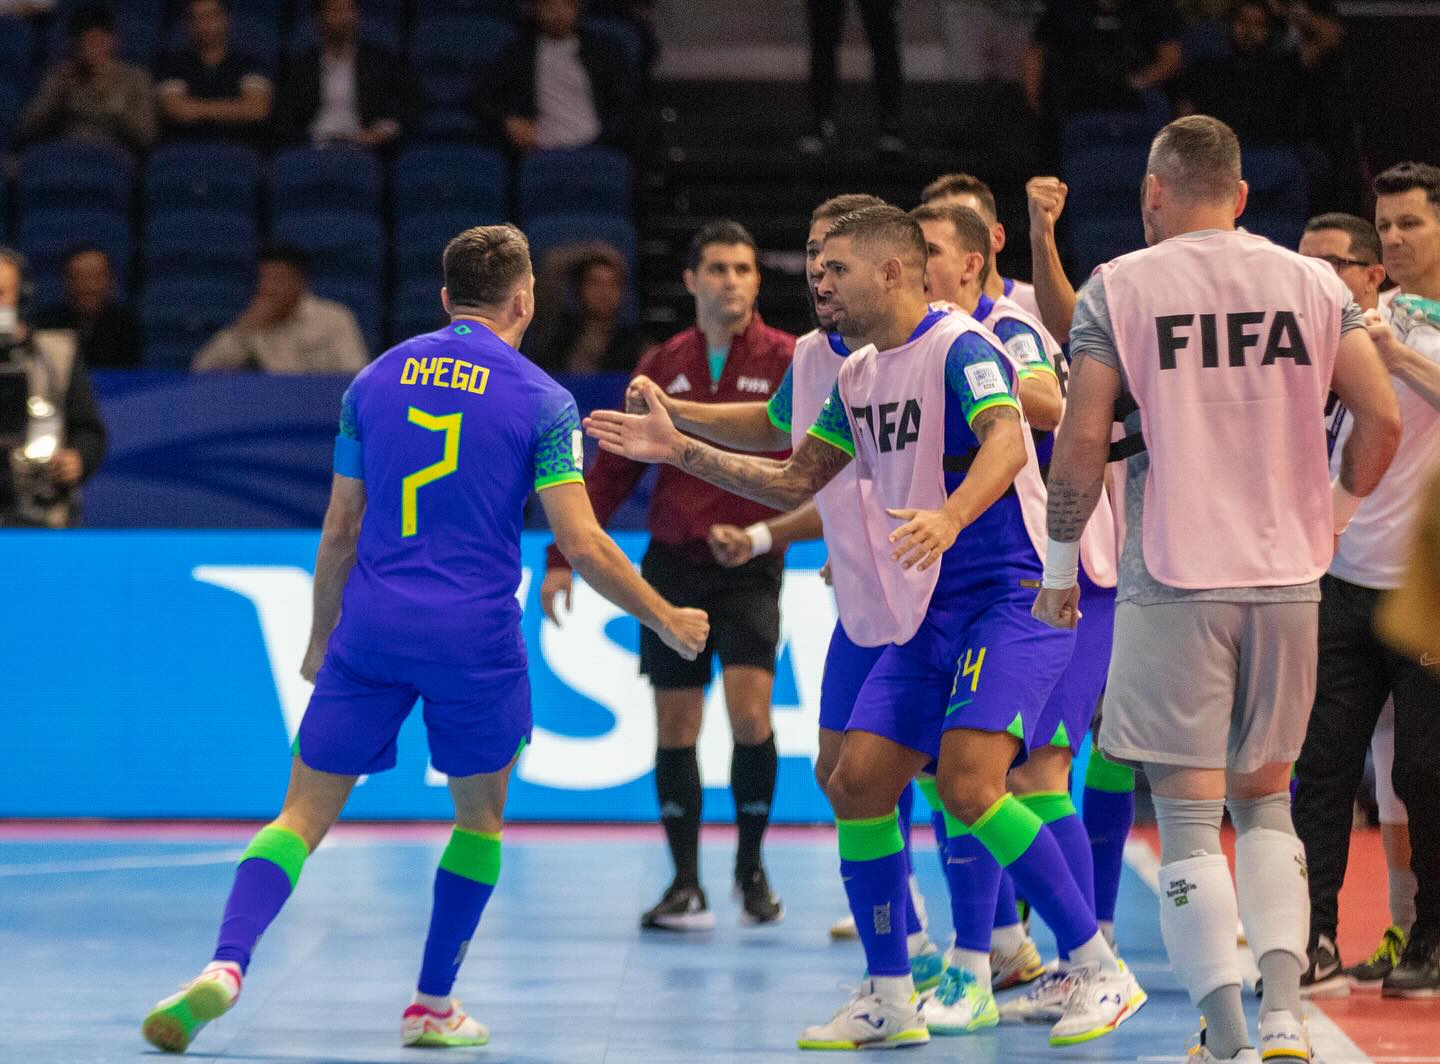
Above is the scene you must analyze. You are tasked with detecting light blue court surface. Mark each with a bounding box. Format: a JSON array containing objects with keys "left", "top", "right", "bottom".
[{"left": 3, "top": 827, "right": 1286, "bottom": 1063}]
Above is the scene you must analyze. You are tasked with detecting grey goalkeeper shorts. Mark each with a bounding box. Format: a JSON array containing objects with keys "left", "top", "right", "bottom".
[{"left": 1099, "top": 599, "right": 1319, "bottom": 775}]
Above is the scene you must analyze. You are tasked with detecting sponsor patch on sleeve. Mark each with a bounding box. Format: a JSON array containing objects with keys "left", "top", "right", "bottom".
[{"left": 964, "top": 361, "right": 1008, "bottom": 399}]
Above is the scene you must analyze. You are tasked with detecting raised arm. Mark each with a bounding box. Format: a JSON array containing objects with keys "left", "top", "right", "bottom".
[
  {"left": 1366, "top": 306, "right": 1440, "bottom": 412},
  {"left": 1026, "top": 177, "right": 1077, "bottom": 343}
]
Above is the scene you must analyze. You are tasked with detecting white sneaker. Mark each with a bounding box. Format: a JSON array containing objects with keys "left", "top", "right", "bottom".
[
  {"left": 797, "top": 982, "right": 930, "bottom": 1051},
  {"left": 830, "top": 912, "right": 859, "bottom": 940},
  {"left": 991, "top": 936, "right": 1047, "bottom": 990},
  {"left": 1047, "top": 961, "right": 1146, "bottom": 1046},
  {"left": 401, "top": 999, "right": 490, "bottom": 1047},
  {"left": 141, "top": 961, "right": 242, "bottom": 1053},
  {"left": 923, "top": 967, "right": 999, "bottom": 1034},
  {"left": 997, "top": 965, "right": 1067, "bottom": 1024},
  {"left": 1192, "top": 1049, "right": 1262, "bottom": 1063},
  {"left": 1258, "top": 1009, "right": 1311, "bottom": 1062}
]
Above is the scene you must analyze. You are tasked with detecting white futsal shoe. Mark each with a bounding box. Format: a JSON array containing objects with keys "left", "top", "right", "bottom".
[
  {"left": 797, "top": 981, "right": 930, "bottom": 1051},
  {"left": 1192, "top": 1049, "right": 1262, "bottom": 1063},
  {"left": 1257, "top": 1009, "right": 1311, "bottom": 1062},
  {"left": 991, "top": 936, "right": 1048, "bottom": 990},
  {"left": 401, "top": 999, "right": 490, "bottom": 1047},
  {"left": 997, "top": 965, "right": 1068, "bottom": 1023},
  {"left": 141, "top": 961, "right": 242, "bottom": 1053},
  {"left": 1047, "top": 961, "right": 1146, "bottom": 1046}
]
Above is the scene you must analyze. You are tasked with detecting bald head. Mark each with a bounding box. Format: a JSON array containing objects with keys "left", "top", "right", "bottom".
[{"left": 1147, "top": 115, "right": 1242, "bottom": 206}]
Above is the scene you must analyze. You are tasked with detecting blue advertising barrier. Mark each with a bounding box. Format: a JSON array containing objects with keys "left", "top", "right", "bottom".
[{"left": 0, "top": 531, "right": 837, "bottom": 822}]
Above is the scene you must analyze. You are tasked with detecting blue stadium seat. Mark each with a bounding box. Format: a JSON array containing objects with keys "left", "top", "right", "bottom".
[
  {"left": 395, "top": 211, "right": 506, "bottom": 280},
  {"left": 18, "top": 141, "right": 134, "bottom": 215},
  {"left": 140, "top": 277, "right": 249, "bottom": 369},
  {"left": 144, "top": 210, "right": 257, "bottom": 284},
  {"left": 392, "top": 145, "right": 509, "bottom": 218},
  {"left": 18, "top": 210, "right": 131, "bottom": 305},
  {"left": 0, "top": 82, "right": 20, "bottom": 154},
  {"left": 525, "top": 213, "right": 638, "bottom": 275},
  {"left": 583, "top": 17, "right": 643, "bottom": 72},
  {"left": 1066, "top": 215, "right": 1146, "bottom": 276},
  {"left": 272, "top": 209, "right": 385, "bottom": 286},
  {"left": 412, "top": 15, "right": 516, "bottom": 138},
  {"left": 1062, "top": 142, "right": 1151, "bottom": 203},
  {"left": 166, "top": 13, "right": 280, "bottom": 68},
  {"left": 144, "top": 142, "right": 261, "bottom": 214},
  {"left": 1242, "top": 146, "right": 1309, "bottom": 217},
  {"left": 0, "top": 16, "right": 33, "bottom": 87},
  {"left": 271, "top": 146, "right": 383, "bottom": 215},
  {"left": 391, "top": 276, "right": 450, "bottom": 341},
  {"left": 518, "top": 147, "right": 632, "bottom": 223},
  {"left": 310, "top": 276, "right": 383, "bottom": 355},
  {"left": 1061, "top": 111, "right": 1162, "bottom": 160}
]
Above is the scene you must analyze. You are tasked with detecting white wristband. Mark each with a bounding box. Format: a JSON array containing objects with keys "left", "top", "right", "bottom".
[
  {"left": 745, "top": 522, "right": 773, "bottom": 557},
  {"left": 1042, "top": 537, "right": 1081, "bottom": 589},
  {"left": 1332, "top": 478, "right": 1362, "bottom": 536}
]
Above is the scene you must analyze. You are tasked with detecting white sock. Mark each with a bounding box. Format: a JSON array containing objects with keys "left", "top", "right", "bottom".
[
  {"left": 870, "top": 974, "right": 915, "bottom": 1005},
  {"left": 1099, "top": 919, "right": 1116, "bottom": 949},
  {"left": 1068, "top": 931, "right": 1120, "bottom": 973},
  {"left": 991, "top": 922, "right": 1028, "bottom": 955},
  {"left": 413, "top": 991, "right": 452, "bottom": 1012},
  {"left": 1158, "top": 853, "right": 1244, "bottom": 1006},
  {"left": 946, "top": 946, "right": 991, "bottom": 985},
  {"left": 907, "top": 930, "right": 930, "bottom": 956}
]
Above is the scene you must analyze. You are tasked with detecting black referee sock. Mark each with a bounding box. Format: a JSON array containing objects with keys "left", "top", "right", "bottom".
[
  {"left": 655, "top": 745, "right": 702, "bottom": 888},
  {"left": 731, "top": 734, "right": 777, "bottom": 877}
]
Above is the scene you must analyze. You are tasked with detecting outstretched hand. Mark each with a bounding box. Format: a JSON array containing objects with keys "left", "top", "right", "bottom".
[{"left": 584, "top": 379, "right": 682, "bottom": 465}]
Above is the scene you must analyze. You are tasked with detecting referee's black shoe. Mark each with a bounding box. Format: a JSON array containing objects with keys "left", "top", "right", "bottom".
[
  {"left": 1383, "top": 929, "right": 1440, "bottom": 998},
  {"left": 641, "top": 880, "right": 716, "bottom": 932},
  {"left": 735, "top": 866, "right": 784, "bottom": 926}
]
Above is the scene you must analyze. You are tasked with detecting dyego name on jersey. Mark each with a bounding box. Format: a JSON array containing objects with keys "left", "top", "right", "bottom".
[
  {"left": 399, "top": 356, "right": 492, "bottom": 393},
  {"left": 1156, "top": 311, "right": 1311, "bottom": 370}
]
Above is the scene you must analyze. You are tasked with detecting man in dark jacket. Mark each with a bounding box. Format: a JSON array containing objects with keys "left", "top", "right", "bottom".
[
  {"left": 275, "top": 0, "right": 412, "bottom": 149},
  {"left": 486, "top": 0, "right": 638, "bottom": 153}
]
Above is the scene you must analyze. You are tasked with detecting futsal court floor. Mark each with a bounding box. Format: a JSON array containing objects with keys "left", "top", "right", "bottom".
[{"left": 1, "top": 821, "right": 1432, "bottom": 1063}]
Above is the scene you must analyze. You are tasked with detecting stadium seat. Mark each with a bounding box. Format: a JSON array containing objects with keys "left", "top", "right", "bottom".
[
  {"left": 272, "top": 209, "right": 385, "bottom": 287},
  {"left": 0, "top": 16, "right": 33, "bottom": 87},
  {"left": 1066, "top": 215, "right": 1146, "bottom": 276},
  {"left": 1061, "top": 111, "right": 1162, "bottom": 159},
  {"left": 518, "top": 147, "right": 632, "bottom": 223},
  {"left": 144, "top": 210, "right": 257, "bottom": 285},
  {"left": 271, "top": 146, "right": 383, "bottom": 216},
  {"left": 1242, "top": 146, "right": 1309, "bottom": 217},
  {"left": 525, "top": 213, "right": 638, "bottom": 275},
  {"left": 583, "top": 17, "right": 643, "bottom": 73},
  {"left": 140, "top": 277, "right": 249, "bottom": 369},
  {"left": 391, "top": 275, "right": 450, "bottom": 341},
  {"left": 1062, "top": 142, "right": 1151, "bottom": 203},
  {"left": 17, "top": 142, "right": 134, "bottom": 215},
  {"left": 310, "top": 276, "right": 383, "bottom": 355},
  {"left": 412, "top": 15, "right": 516, "bottom": 139},
  {"left": 166, "top": 13, "right": 281, "bottom": 68},
  {"left": 392, "top": 145, "right": 508, "bottom": 218},
  {"left": 395, "top": 211, "right": 506, "bottom": 280},
  {"left": 18, "top": 210, "right": 131, "bottom": 305},
  {"left": 144, "top": 142, "right": 261, "bottom": 214},
  {"left": 0, "top": 81, "right": 20, "bottom": 154}
]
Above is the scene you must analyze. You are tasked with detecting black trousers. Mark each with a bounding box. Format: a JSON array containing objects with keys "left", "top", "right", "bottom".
[
  {"left": 805, "top": 0, "right": 902, "bottom": 124},
  {"left": 1294, "top": 574, "right": 1440, "bottom": 943}
]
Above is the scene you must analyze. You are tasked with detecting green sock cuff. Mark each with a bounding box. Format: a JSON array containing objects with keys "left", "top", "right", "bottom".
[
  {"left": 1017, "top": 791, "right": 1077, "bottom": 824},
  {"left": 438, "top": 827, "right": 502, "bottom": 885},
  {"left": 971, "top": 794, "right": 1044, "bottom": 868},
  {"left": 837, "top": 812, "right": 904, "bottom": 862},
  {"left": 1084, "top": 752, "right": 1136, "bottom": 794},
  {"left": 914, "top": 775, "right": 943, "bottom": 813},
  {"left": 240, "top": 825, "right": 309, "bottom": 889},
  {"left": 942, "top": 808, "right": 970, "bottom": 838}
]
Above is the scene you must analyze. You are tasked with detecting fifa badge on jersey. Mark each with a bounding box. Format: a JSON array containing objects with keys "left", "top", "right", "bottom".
[{"left": 964, "top": 362, "right": 1007, "bottom": 399}]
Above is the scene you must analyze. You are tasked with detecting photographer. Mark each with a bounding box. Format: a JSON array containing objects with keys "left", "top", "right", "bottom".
[{"left": 0, "top": 249, "right": 107, "bottom": 527}]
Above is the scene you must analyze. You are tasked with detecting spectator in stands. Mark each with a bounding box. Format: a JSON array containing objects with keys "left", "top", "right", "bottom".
[
  {"left": 938, "top": 0, "right": 1034, "bottom": 84},
  {"left": 33, "top": 246, "right": 142, "bottom": 369},
  {"left": 1266, "top": 0, "right": 1344, "bottom": 68},
  {"left": 157, "top": 0, "right": 273, "bottom": 146},
  {"left": 799, "top": 0, "right": 905, "bottom": 156},
  {"left": 487, "top": 0, "right": 639, "bottom": 154},
  {"left": 585, "top": 0, "right": 659, "bottom": 90},
  {"left": 1025, "top": 0, "right": 1183, "bottom": 116},
  {"left": 0, "top": 248, "right": 107, "bottom": 528},
  {"left": 0, "top": 0, "right": 55, "bottom": 15},
  {"left": 192, "top": 244, "right": 368, "bottom": 374},
  {"left": 1174, "top": 0, "right": 1306, "bottom": 145},
  {"left": 530, "top": 243, "right": 650, "bottom": 374},
  {"left": 18, "top": 3, "right": 157, "bottom": 155},
  {"left": 274, "top": 0, "right": 413, "bottom": 150}
]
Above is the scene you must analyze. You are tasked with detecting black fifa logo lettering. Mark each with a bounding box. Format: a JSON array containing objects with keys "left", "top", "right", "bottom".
[
  {"left": 1155, "top": 311, "right": 1312, "bottom": 369},
  {"left": 851, "top": 400, "right": 922, "bottom": 453}
]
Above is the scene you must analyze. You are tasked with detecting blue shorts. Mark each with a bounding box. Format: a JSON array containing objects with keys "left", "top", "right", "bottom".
[
  {"left": 846, "top": 584, "right": 1075, "bottom": 768},
  {"left": 819, "top": 620, "right": 887, "bottom": 732},
  {"left": 298, "top": 638, "right": 532, "bottom": 778},
  {"left": 1035, "top": 574, "right": 1117, "bottom": 755}
]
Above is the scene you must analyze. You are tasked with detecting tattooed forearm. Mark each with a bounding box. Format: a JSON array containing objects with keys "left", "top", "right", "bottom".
[
  {"left": 1046, "top": 471, "right": 1104, "bottom": 542},
  {"left": 678, "top": 435, "right": 851, "bottom": 510}
]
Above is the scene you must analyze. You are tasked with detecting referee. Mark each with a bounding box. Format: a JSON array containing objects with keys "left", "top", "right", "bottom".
[{"left": 542, "top": 221, "right": 795, "bottom": 929}]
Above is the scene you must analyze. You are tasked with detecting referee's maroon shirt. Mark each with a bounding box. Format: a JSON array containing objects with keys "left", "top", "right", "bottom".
[{"left": 546, "top": 313, "right": 796, "bottom": 569}]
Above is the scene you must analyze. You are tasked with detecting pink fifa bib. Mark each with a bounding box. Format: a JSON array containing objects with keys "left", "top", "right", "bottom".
[
  {"left": 982, "top": 297, "right": 1119, "bottom": 587},
  {"left": 1101, "top": 230, "right": 1344, "bottom": 588},
  {"left": 792, "top": 330, "right": 855, "bottom": 538}
]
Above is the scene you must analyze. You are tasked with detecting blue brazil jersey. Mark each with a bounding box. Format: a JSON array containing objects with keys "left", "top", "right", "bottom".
[{"left": 331, "top": 320, "right": 583, "bottom": 665}]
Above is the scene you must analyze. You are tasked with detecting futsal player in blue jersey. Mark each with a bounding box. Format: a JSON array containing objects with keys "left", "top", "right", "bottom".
[{"left": 141, "top": 225, "right": 709, "bottom": 1054}]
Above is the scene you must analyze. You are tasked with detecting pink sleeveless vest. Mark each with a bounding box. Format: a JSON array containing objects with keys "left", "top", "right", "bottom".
[
  {"left": 791, "top": 330, "right": 855, "bottom": 540},
  {"left": 1100, "top": 229, "right": 1345, "bottom": 588},
  {"left": 830, "top": 314, "right": 986, "bottom": 646}
]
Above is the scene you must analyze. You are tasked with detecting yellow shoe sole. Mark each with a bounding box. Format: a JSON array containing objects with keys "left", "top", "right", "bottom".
[
  {"left": 797, "top": 1028, "right": 930, "bottom": 1051},
  {"left": 1048, "top": 987, "right": 1148, "bottom": 1047}
]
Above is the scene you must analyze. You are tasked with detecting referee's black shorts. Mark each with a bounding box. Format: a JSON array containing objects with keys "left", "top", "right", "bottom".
[{"left": 638, "top": 539, "right": 783, "bottom": 689}]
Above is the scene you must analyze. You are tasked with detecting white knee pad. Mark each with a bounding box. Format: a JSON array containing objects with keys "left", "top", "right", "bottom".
[
  {"left": 1158, "top": 852, "right": 1243, "bottom": 1006},
  {"left": 1235, "top": 827, "right": 1309, "bottom": 969}
]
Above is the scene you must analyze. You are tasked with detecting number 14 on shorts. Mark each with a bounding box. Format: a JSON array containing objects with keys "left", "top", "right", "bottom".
[{"left": 947, "top": 646, "right": 987, "bottom": 715}]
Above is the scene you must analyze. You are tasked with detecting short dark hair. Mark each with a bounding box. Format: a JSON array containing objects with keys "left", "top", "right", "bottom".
[
  {"left": 811, "top": 194, "right": 889, "bottom": 226},
  {"left": 1373, "top": 161, "right": 1440, "bottom": 215},
  {"left": 67, "top": 3, "right": 115, "bottom": 36},
  {"left": 443, "top": 224, "right": 532, "bottom": 309},
  {"left": 919, "top": 173, "right": 998, "bottom": 223},
  {"left": 62, "top": 244, "right": 111, "bottom": 270},
  {"left": 1148, "top": 115, "right": 1242, "bottom": 204},
  {"left": 824, "top": 204, "right": 927, "bottom": 271},
  {"left": 911, "top": 203, "right": 993, "bottom": 285},
  {"left": 1304, "top": 212, "right": 1382, "bottom": 265},
  {"left": 258, "top": 242, "right": 311, "bottom": 277},
  {"left": 686, "top": 220, "right": 758, "bottom": 272},
  {"left": 189, "top": 0, "right": 227, "bottom": 13}
]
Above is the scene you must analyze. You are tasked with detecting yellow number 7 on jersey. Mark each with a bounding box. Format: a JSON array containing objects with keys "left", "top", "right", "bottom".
[{"left": 401, "top": 406, "right": 462, "bottom": 537}]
